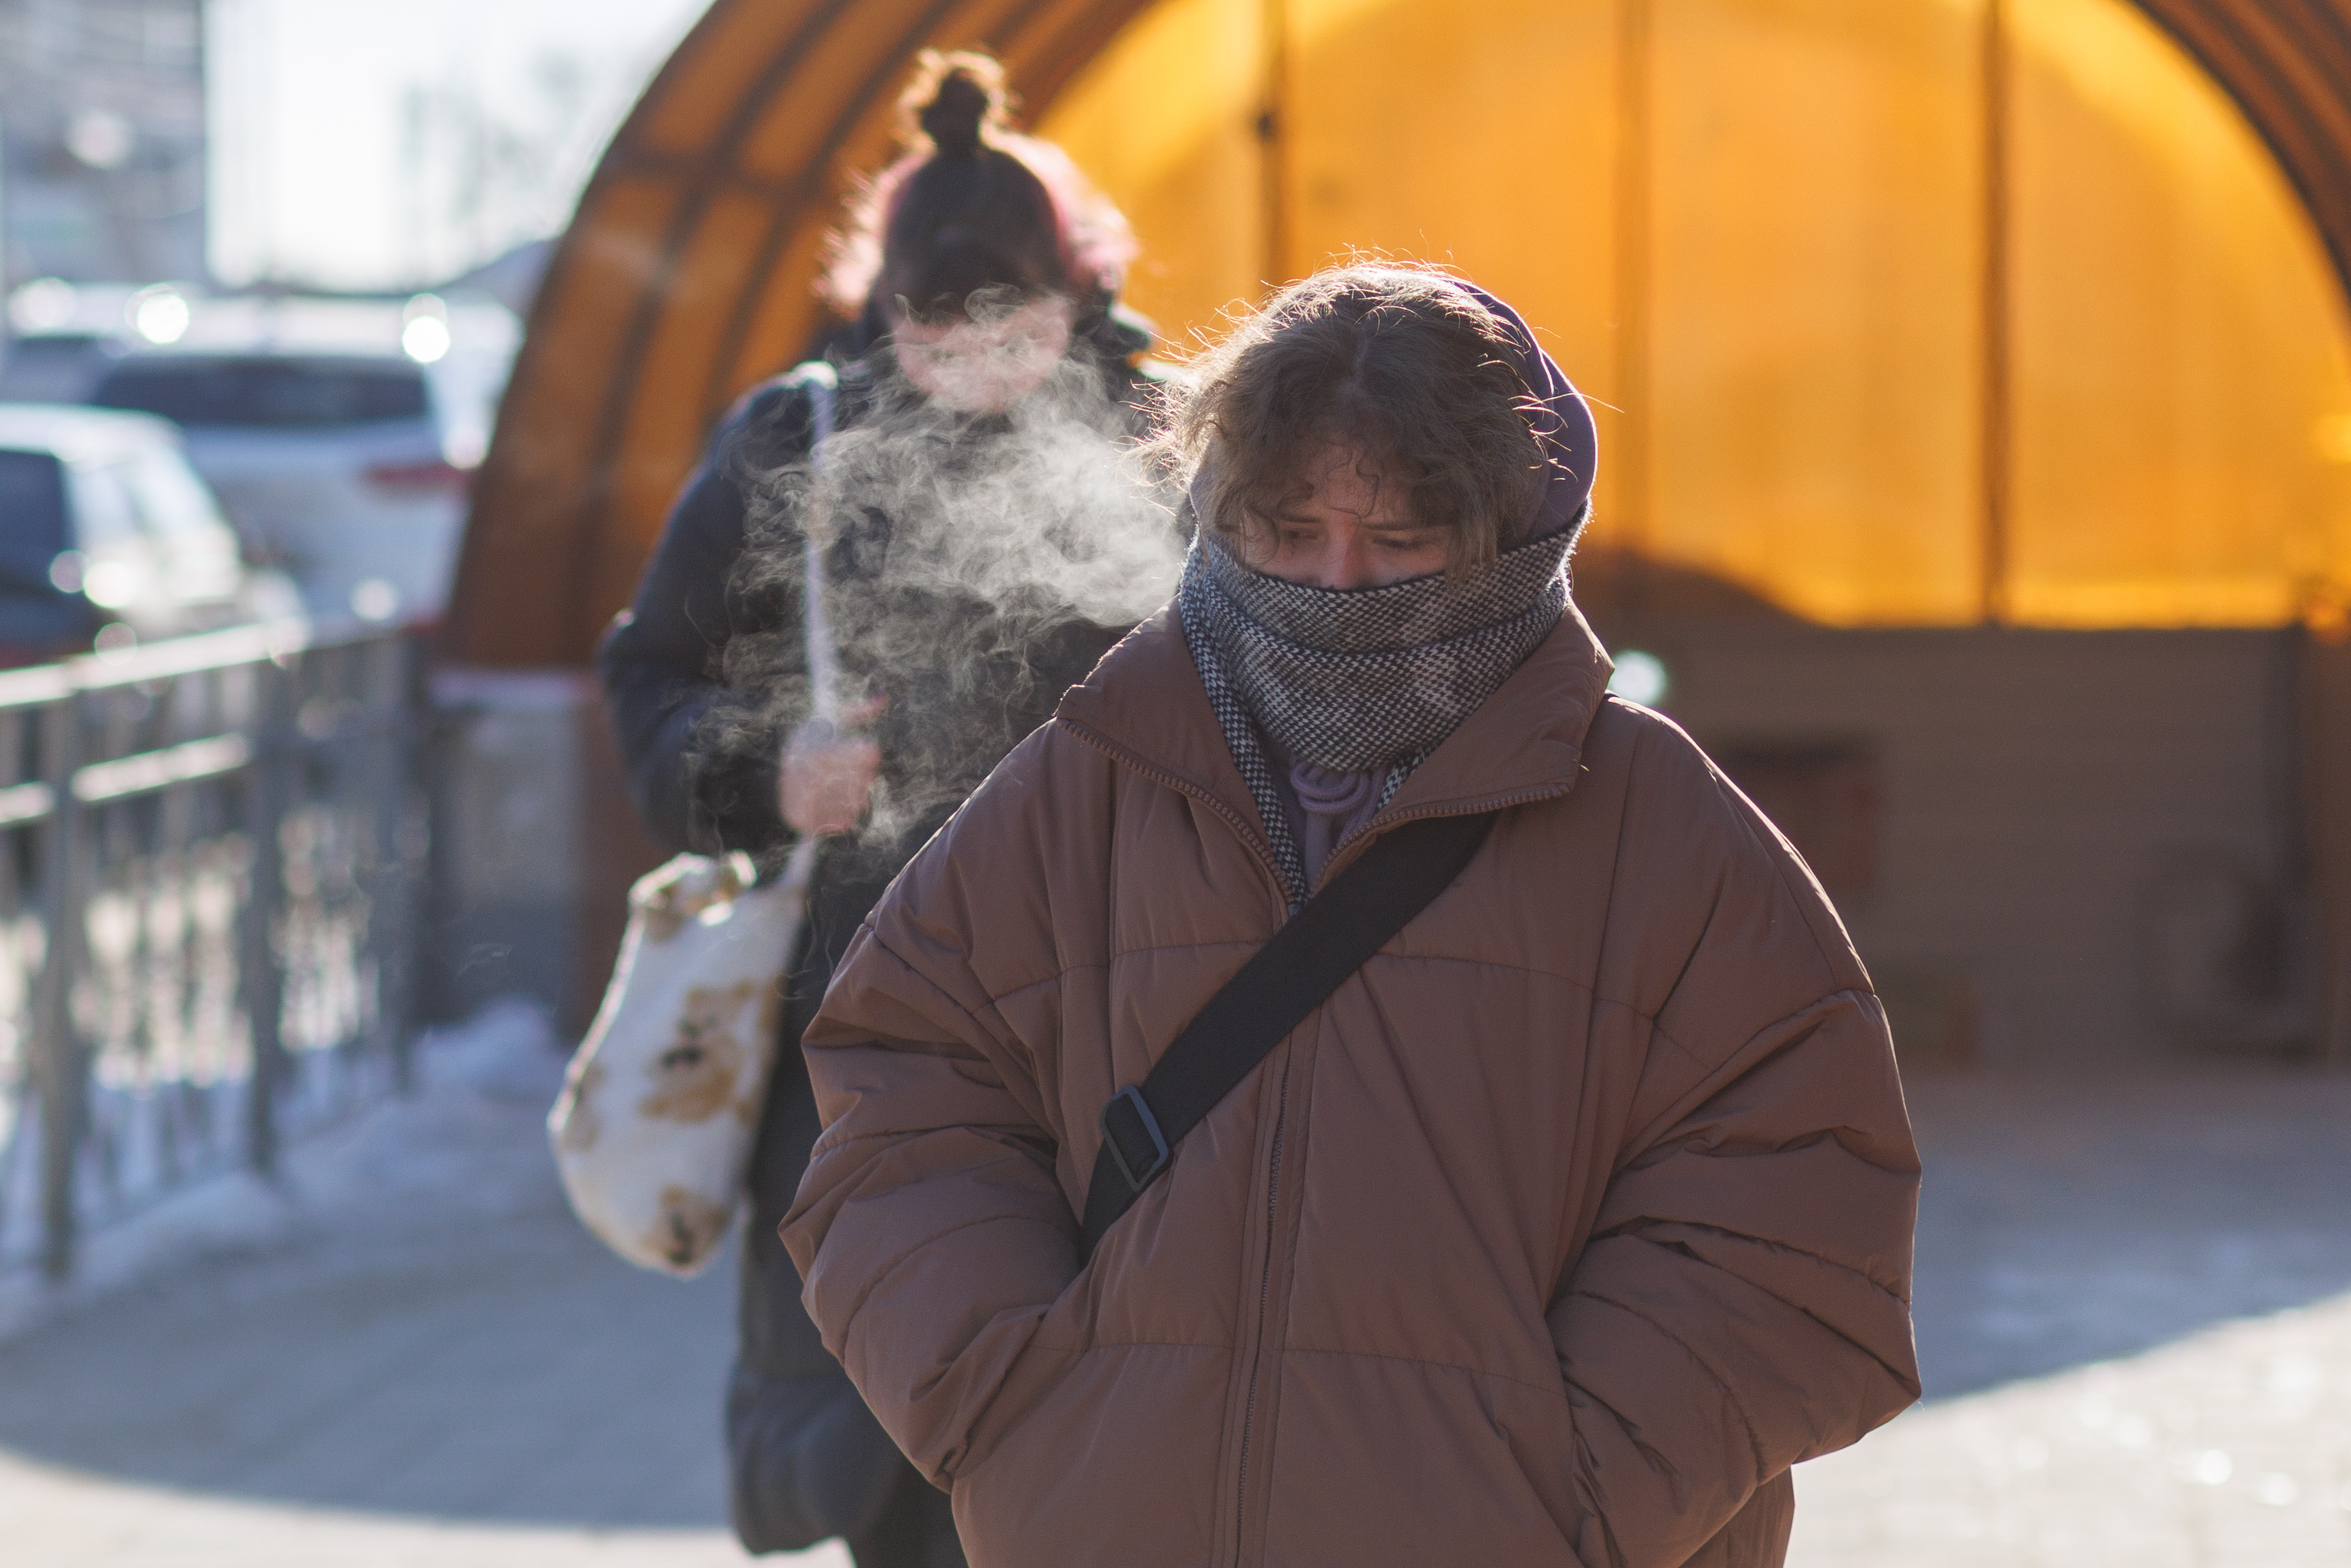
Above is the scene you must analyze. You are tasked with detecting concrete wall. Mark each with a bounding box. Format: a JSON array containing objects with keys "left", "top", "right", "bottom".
[
  {"left": 422, "top": 670, "right": 591, "bottom": 1028},
  {"left": 419, "top": 668, "right": 667, "bottom": 1037},
  {"left": 1627, "top": 624, "right": 2310, "bottom": 1071}
]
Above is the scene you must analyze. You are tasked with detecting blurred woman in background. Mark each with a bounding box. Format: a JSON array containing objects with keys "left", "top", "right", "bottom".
[{"left": 598, "top": 51, "right": 1171, "bottom": 1567}]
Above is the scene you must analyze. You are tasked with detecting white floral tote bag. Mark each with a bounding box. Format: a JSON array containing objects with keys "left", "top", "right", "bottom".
[{"left": 548, "top": 363, "right": 839, "bottom": 1275}]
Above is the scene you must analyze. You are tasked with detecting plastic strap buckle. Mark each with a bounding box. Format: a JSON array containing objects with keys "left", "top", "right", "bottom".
[{"left": 1099, "top": 1085, "right": 1171, "bottom": 1193}]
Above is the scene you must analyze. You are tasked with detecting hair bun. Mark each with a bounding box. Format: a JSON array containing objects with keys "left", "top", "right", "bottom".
[{"left": 917, "top": 66, "right": 996, "bottom": 158}]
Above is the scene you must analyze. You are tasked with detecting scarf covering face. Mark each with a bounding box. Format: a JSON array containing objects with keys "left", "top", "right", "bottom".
[
  {"left": 1176, "top": 278, "right": 1599, "bottom": 899},
  {"left": 1179, "top": 525, "right": 1578, "bottom": 896}
]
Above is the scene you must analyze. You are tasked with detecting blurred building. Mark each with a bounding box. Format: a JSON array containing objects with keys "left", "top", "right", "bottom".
[
  {"left": 448, "top": 0, "right": 2351, "bottom": 1068},
  {"left": 0, "top": 0, "right": 209, "bottom": 287}
]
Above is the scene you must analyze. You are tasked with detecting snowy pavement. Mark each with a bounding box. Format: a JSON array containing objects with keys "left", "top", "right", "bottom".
[
  {"left": 1791, "top": 1071, "right": 2351, "bottom": 1567},
  {"left": 0, "top": 1005, "right": 827, "bottom": 1568},
  {"left": 1, "top": 1019, "right": 2347, "bottom": 1566}
]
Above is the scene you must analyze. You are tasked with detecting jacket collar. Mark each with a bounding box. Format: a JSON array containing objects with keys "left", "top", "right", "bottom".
[{"left": 1055, "top": 598, "right": 1617, "bottom": 879}]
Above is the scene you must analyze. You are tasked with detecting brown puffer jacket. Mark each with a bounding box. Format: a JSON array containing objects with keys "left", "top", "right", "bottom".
[{"left": 783, "top": 601, "right": 1921, "bottom": 1568}]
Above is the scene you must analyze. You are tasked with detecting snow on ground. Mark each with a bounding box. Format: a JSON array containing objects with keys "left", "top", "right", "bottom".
[
  {"left": 1793, "top": 1292, "right": 2351, "bottom": 1567},
  {"left": 0, "top": 997, "right": 843, "bottom": 1567},
  {"left": 0, "top": 997, "right": 570, "bottom": 1347},
  {"left": 1791, "top": 1067, "right": 2351, "bottom": 1567}
]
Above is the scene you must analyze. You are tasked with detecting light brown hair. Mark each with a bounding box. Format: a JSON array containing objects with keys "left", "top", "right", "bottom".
[{"left": 1154, "top": 265, "right": 1546, "bottom": 575}]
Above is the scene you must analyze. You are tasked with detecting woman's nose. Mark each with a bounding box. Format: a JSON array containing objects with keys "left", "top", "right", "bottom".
[{"left": 1320, "top": 533, "right": 1380, "bottom": 589}]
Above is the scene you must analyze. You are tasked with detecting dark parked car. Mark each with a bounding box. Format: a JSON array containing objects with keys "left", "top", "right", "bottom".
[{"left": 0, "top": 404, "right": 297, "bottom": 665}]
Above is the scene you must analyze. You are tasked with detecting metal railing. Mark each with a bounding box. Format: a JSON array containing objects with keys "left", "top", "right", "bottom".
[{"left": 0, "top": 622, "right": 424, "bottom": 1279}]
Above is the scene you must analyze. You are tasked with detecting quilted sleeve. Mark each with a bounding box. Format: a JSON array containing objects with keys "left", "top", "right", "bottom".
[
  {"left": 779, "top": 726, "right": 1094, "bottom": 1485},
  {"left": 1546, "top": 709, "right": 1923, "bottom": 1568}
]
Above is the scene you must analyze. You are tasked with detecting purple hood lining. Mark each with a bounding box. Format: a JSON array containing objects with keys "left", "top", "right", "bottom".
[{"left": 1453, "top": 280, "right": 1599, "bottom": 545}]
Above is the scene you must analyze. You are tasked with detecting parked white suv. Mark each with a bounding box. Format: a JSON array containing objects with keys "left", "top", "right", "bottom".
[
  {"left": 0, "top": 405, "right": 298, "bottom": 665},
  {"left": 87, "top": 295, "right": 517, "bottom": 628}
]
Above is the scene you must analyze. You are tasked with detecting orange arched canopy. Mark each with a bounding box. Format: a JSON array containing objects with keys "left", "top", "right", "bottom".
[
  {"left": 448, "top": 0, "right": 1158, "bottom": 668},
  {"left": 446, "top": 0, "right": 2351, "bottom": 666}
]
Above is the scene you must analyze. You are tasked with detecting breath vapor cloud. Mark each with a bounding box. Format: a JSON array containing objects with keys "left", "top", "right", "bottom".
[{"left": 710, "top": 325, "right": 1184, "bottom": 862}]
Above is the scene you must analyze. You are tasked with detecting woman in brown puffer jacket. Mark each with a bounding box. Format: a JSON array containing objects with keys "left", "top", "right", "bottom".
[{"left": 783, "top": 266, "right": 1921, "bottom": 1568}]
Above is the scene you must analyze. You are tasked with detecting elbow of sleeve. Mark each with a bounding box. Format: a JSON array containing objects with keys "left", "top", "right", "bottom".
[
  {"left": 791, "top": 1134, "right": 1081, "bottom": 1483},
  {"left": 1550, "top": 1228, "right": 1918, "bottom": 1485}
]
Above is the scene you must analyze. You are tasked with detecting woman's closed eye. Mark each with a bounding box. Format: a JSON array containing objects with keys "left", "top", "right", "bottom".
[{"left": 1271, "top": 522, "right": 1430, "bottom": 548}]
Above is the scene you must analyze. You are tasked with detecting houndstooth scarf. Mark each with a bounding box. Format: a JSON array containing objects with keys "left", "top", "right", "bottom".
[{"left": 1178, "top": 524, "right": 1577, "bottom": 898}]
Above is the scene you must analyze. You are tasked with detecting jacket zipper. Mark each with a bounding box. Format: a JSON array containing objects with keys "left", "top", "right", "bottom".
[
  {"left": 1310, "top": 782, "right": 1578, "bottom": 892},
  {"left": 1232, "top": 1064, "right": 1290, "bottom": 1563},
  {"left": 1055, "top": 718, "right": 1583, "bottom": 1562}
]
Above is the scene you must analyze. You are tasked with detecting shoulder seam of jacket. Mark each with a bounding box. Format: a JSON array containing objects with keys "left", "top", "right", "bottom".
[
  {"left": 846, "top": 923, "right": 1002, "bottom": 1036},
  {"left": 1686, "top": 723, "right": 1867, "bottom": 997},
  {"left": 1642, "top": 985, "right": 1877, "bottom": 1080},
  {"left": 1618, "top": 702, "right": 1861, "bottom": 999}
]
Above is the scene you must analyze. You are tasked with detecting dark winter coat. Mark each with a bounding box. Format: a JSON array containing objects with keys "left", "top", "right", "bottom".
[{"left": 597, "top": 306, "right": 1166, "bottom": 1559}]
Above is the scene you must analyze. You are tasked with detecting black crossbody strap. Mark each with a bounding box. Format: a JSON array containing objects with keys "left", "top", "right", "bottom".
[{"left": 1079, "top": 809, "right": 1499, "bottom": 1258}]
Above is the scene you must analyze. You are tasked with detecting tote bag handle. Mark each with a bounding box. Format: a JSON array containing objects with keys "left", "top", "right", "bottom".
[{"left": 793, "top": 361, "right": 842, "bottom": 725}]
